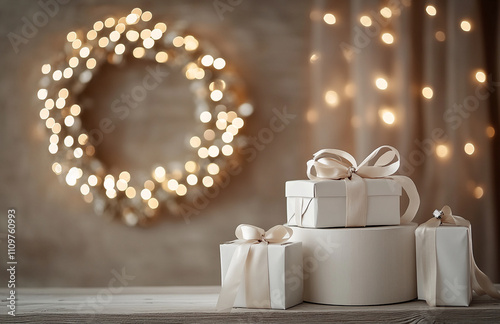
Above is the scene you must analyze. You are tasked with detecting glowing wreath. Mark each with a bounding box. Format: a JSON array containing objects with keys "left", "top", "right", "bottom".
[{"left": 37, "top": 8, "right": 253, "bottom": 226}]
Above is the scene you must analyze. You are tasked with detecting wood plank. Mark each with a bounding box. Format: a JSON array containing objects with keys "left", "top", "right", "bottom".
[{"left": 1, "top": 286, "right": 500, "bottom": 323}]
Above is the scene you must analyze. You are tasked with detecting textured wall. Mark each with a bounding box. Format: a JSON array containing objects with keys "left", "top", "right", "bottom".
[{"left": 0, "top": 0, "right": 310, "bottom": 286}]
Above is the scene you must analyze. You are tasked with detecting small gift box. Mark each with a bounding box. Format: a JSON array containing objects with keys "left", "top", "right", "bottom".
[
  {"left": 416, "top": 206, "right": 500, "bottom": 306},
  {"left": 216, "top": 224, "right": 303, "bottom": 311},
  {"left": 286, "top": 146, "right": 419, "bottom": 228}
]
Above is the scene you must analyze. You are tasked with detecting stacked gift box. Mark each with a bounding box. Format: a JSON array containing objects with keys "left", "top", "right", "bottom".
[
  {"left": 217, "top": 146, "right": 500, "bottom": 311},
  {"left": 285, "top": 146, "right": 420, "bottom": 306}
]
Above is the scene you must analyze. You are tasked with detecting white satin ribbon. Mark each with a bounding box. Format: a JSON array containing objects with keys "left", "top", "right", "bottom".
[
  {"left": 216, "top": 224, "right": 293, "bottom": 311},
  {"left": 306, "top": 145, "right": 419, "bottom": 227},
  {"left": 294, "top": 198, "right": 303, "bottom": 227},
  {"left": 416, "top": 206, "right": 500, "bottom": 306}
]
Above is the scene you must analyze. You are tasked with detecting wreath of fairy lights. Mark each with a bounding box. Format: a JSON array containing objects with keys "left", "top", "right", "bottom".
[{"left": 37, "top": 8, "right": 253, "bottom": 226}]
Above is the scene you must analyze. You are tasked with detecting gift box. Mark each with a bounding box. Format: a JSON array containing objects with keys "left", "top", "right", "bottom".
[
  {"left": 286, "top": 146, "right": 419, "bottom": 228},
  {"left": 415, "top": 206, "right": 500, "bottom": 307},
  {"left": 289, "top": 223, "right": 418, "bottom": 305},
  {"left": 416, "top": 225, "right": 472, "bottom": 306},
  {"left": 220, "top": 241, "right": 303, "bottom": 309},
  {"left": 286, "top": 178, "right": 402, "bottom": 228},
  {"left": 217, "top": 225, "right": 303, "bottom": 310}
]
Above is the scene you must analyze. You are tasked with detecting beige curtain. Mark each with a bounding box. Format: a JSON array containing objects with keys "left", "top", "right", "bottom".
[{"left": 307, "top": 0, "right": 499, "bottom": 280}]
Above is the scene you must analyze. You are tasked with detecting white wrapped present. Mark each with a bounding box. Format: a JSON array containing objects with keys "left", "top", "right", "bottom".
[
  {"left": 286, "top": 178, "right": 402, "bottom": 227},
  {"left": 286, "top": 146, "right": 419, "bottom": 227},
  {"left": 216, "top": 224, "right": 303, "bottom": 311},
  {"left": 416, "top": 206, "right": 500, "bottom": 306}
]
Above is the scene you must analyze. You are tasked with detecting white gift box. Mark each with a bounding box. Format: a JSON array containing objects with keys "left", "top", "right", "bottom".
[
  {"left": 286, "top": 178, "right": 402, "bottom": 228},
  {"left": 289, "top": 224, "right": 417, "bottom": 305},
  {"left": 416, "top": 226, "right": 472, "bottom": 306},
  {"left": 220, "top": 241, "right": 303, "bottom": 309}
]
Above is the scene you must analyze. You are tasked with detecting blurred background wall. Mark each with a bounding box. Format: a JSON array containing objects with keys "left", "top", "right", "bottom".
[
  {"left": 0, "top": 0, "right": 498, "bottom": 287},
  {"left": 0, "top": 0, "right": 310, "bottom": 287}
]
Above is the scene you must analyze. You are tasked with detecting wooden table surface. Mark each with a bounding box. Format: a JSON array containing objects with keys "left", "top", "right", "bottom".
[{"left": 2, "top": 286, "right": 500, "bottom": 323}]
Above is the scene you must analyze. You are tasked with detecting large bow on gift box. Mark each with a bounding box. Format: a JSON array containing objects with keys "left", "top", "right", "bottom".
[
  {"left": 416, "top": 206, "right": 500, "bottom": 306},
  {"left": 216, "top": 224, "right": 293, "bottom": 311},
  {"left": 306, "top": 145, "right": 420, "bottom": 227}
]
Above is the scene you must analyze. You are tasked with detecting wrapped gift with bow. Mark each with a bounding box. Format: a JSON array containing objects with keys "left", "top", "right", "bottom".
[
  {"left": 216, "top": 224, "right": 303, "bottom": 311},
  {"left": 416, "top": 206, "right": 500, "bottom": 306},
  {"left": 286, "top": 145, "right": 420, "bottom": 228}
]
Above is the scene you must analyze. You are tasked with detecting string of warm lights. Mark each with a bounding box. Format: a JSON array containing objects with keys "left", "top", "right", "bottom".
[
  {"left": 38, "top": 8, "right": 253, "bottom": 226},
  {"left": 313, "top": 3, "right": 495, "bottom": 200}
]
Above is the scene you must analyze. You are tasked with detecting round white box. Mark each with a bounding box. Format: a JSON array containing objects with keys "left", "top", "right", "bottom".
[{"left": 289, "top": 223, "right": 417, "bottom": 305}]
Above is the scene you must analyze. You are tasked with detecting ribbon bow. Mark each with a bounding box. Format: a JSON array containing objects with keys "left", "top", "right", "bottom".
[
  {"left": 216, "top": 224, "right": 293, "bottom": 311},
  {"left": 416, "top": 206, "right": 500, "bottom": 306},
  {"left": 235, "top": 224, "right": 292, "bottom": 244},
  {"left": 305, "top": 145, "right": 419, "bottom": 227}
]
